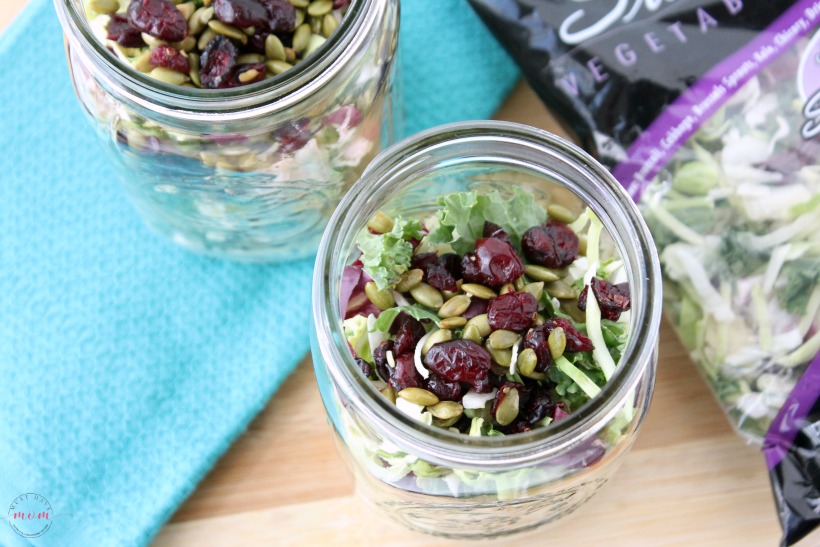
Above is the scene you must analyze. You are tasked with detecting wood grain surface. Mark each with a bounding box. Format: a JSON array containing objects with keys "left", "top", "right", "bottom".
[{"left": 2, "top": 3, "right": 784, "bottom": 545}]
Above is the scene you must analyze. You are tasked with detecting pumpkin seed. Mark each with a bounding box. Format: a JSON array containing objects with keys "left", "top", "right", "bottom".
[
  {"left": 548, "top": 327, "right": 567, "bottom": 360},
  {"left": 321, "top": 13, "right": 339, "bottom": 37},
  {"left": 434, "top": 415, "right": 462, "bottom": 428},
  {"left": 514, "top": 276, "right": 526, "bottom": 291},
  {"left": 561, "top": 300, "right": 587, "bottom": 323},
  {"left": 263, "top": 34, "right": 287, "bottom": 61},
  {"left": 462, "top": 324, "right": 483, "bottom": 343},
  {"left": 488, "top": 329, "right": 520, "bottom": 350},
  {"left": 188, "top": 53, "right": 202, "bottom": 87},
  {"left": 208, "top": 20, "right": 248, "bottom": 44},
  {"left": 395, "top": 269, "right": 423, "bottom": 292},
  {"left": 464, "top": 313, "right": 491, "bottom": 337},
  {"left": 461, "top": 283, "right": 497, "bottom": 299},
  {"left": 380, "top": 386, "right": 397, "bottom": 404},
  {"left": 237, "top": 53, "right": 266, "bottom": 64},
  {"left": 487, "top": 344, "right": 512, "bottom": 368},
  {"left": 499, "top": 283, "right": 515, "bottom": 295},
  {"left": 310, "top": 16, "right": 323, "bottom": 34},
  {"left": 141, "top": 33, "right": 167, "bottom": 48},
  {"left": 149, "top": 67, "right": 188, "bottom": 85},
  {"left": 534, "top": 313, "right": 546, "bottom": 326},
  {"left": 439, "top": 316, "right": 467, "bottom": 329},
  {"left": 294, "top": 9, "right": 305, "bottom": 28},
  {"left": 524, "top": 264, "right": 561, "bottom": 283},
  {"left": 131, "top": 50, "right": 153, "bottom": 73},
  {"left": 523, "top": 281, "right": 544, "bottom": 301},
  {"left": 172, "top": 35, "right": 197, "bottom": 52},
  {"left": 307, "top": 0, "right": 333, "bottom": 16},
  {"left": 428, "top": 401, "right": 463, "bottom": 420},
  {"left": 398, "top": 387, "right": 440, "bottom": 407},
  {"left": 197, "top": 28, "right": 218, "bottom": 50},
  {"left": 441, "top": 289, "right": 459, "bottom": 301},
  {"left": 285, "top": 47, "right": 297, "bottom": 63},
  {"left": 438, "top": 294, "right": 471, "bottom": 318},
  {"left": 548, "top": 204, "right": 578, "bottom": 224},
  {"left": 237, "top": 68, "right": 261, "bottom": 83},
  {"left": 495, "top": 387, "right": 520, "bottom": 426},
  {"left": 422, "top": 329, "right": 452, "bottom": 355},
  {"left": 189, "top": 6, "right": 214, "bottom": 36},
  {"left": 176, "top": 1, "right": 196, "bottom": 20},
  {"left": 242, "top": 25, "right": 256, "bottom": 36},
  {"left": 367, "top": 211, "right": 394, "bottom": 234},
  {"left": 410, "top": 283, "right": 443, "bottom": 309},
  {"left": 545, "top": 280, "right": 578, "bottom": 300},
  {"left": 305, "top": 33, "right": 326, "bottom": 56},
  {"left": 89, "top": 0, "right": 119, "bottom": 14},
  {"left": 365, "top": 281, "right": 395, "bottom": 311},
  {"left": 266, "top": 60, "right": 293, "bottom": 75},
  {"left": 517, "top": 348, "right": 538, "bottom": 377},
  {"left": 289, "top": 0, "right": 309, "bottom": 7},
  {"left": 292, "top": 23, "right": 312, "bottom": 53}
]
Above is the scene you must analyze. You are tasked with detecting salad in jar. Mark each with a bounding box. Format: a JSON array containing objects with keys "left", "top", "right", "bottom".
[{"left": 340, "top": 188, "right": 636, "bottom": 497}]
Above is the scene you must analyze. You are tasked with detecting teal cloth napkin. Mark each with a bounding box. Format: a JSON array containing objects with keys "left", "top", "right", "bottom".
[{"left": 0, "top": 1, "right": 518, "bottom": 545}]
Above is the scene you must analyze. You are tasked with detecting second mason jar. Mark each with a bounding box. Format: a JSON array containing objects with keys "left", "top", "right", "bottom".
[
  {"left": 311, "top": 121, "right": 662, "bottom": 538},
  {"left": 54, "top": 0, "right": 399, "bottom": 261}
]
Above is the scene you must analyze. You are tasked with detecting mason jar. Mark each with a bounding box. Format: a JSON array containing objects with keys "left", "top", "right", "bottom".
[
  {"left": 311, "top": 121, "right": 662, "bottom": 538},
  {"left": 54, "top": 0, "right": 399, "bottom": 261}
]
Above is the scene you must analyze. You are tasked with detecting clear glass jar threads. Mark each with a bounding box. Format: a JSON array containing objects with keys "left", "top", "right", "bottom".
[
  {"left": 311, "top": 121, "right": 663, "bottom": 538},
  {"left": 54, "top": 0, "right": 399, "bottom": 261}
]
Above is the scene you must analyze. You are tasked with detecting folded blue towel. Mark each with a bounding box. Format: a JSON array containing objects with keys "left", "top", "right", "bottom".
[{"left": 0, "top": 1, "right": 518, "bottom": 545}]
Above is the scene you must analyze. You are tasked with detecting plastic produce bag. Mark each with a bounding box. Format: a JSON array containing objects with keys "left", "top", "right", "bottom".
[{"left": 469, "top": 0, "right": 820, "bottom": 441}]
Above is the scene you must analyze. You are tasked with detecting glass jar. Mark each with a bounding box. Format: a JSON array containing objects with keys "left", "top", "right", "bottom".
[
  {"left": 53, "top": 0, "right": 399, "bottom": 261},
  {"left": 311, "top": 121, "right": 663, "bottom": 538}
]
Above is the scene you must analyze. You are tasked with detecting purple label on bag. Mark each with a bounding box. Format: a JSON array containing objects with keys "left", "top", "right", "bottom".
[
  {"left": 763, "top": 352, "right": 820, "bottom": 470},
  {"left": 613, "top": 1, "right": 819, "bottom": 200}
]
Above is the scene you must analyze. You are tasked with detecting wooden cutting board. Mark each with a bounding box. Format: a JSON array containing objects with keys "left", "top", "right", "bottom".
[{"left": 0, "top": 3, "right": 782, "bottom": 543}]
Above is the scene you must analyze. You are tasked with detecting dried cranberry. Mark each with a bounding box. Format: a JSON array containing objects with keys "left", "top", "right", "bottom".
[
  {"left": 106, "top": 14, "right": 146, "bottom": 47},
  {"left": 487, "top": 292, "right": 538, "bottom": 331},
  {"left": 391, "top": 312, "right": 426, "bottom": 356},
  {"left": 461, "top": 297, "right": 488, "bottom": 319},
  {"left": 578, "top": 278, "right": 631, "bottom": 321},
  {"left": 424, "top": 374, "right": 462, "bottom": 402},
  {"left": 483, "top": 221, "right": 510, "bottom": 245},
  {"left": 423, "top": 340, "right": 491, "bottom": 390},
  {"left": 199, "top": 35, "right": 238, "bottom": 89},
  {"left": 372, "top": 340, "right": 394, "bottom": 383},
  {"left": 148, "top": 45, "right": 189, "bottom": 73},
  {"left": 355, "top": 357, "right": 372, "bottom": 378},
  {"left": 544, "top": 317, "right": 594, "bottom": 352},
  {"left": 322, "top": 105, "right": 362, "bottom": 128},
  {"left": 275, "top": 119, "right": 310, "bottom": 153},
  {"left": 390, "top": 353, "right": 423, "bottom": 391},
  {"left": 551, "top": 402, "right": 569, "bottom": 422},
  {"left": 523, "top": 326, "right": 553, "bottom": 373},
  {"left": 260, "top": 0, "right": 297, "bottom": 32},
  {"left": 461, "top": 238, "right": 525, "bottom": 287},
  {"left": 333, "top": 0, "right": 348, "bottom": 7},
  {"left": 213, "top": 0, "right": 269, "bottom": 29},
  {"left": 521, "top": 385, "right": 553, "bottom": 425},
  {"left": 247, "top": 32, "right": 269, "bottom": 54},
  {"left": 127, "top": 0, "right": 188, "bottom": 42},
  {"left": 411, "top": 252, "right": 461, "bottom": 292},
  {"left": 228, "top": 63, "right": 266, "bottom": 87},
  {"left": 522, "top": 220, "right": 579, "bottom": 269}
]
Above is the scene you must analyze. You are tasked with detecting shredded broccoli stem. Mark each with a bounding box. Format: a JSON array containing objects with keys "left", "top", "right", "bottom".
[
  {"left": 799, "top": 286, "right": 820, "bottom": 337},
  {"left": 468, "top": 417, "right": 484, "bottom": 437},
  {"left": 585, "top": 209, "right": 603, "bottom": 267},
  {"left": 780, "top": 331, "right": 820, "bottom": 368},
  {"left": 584, "top": 291, "right": 617, "bottom": 381},
  {"left": 555, "top": 356, "right": 602, "bottom": 399},
  {"left": 751, "top": 285, "right": 772, "bottom": 353},
  {"left": 648, "top": 201, "right": 705, "bottom": 246}
]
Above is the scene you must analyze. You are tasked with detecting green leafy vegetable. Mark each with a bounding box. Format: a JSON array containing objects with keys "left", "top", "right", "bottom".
[
  {"left": 426, "top": 188, "right": 546, "bottom": 254},
  {"left": 358, "top": 217, "right": 424, "bottom": 290},
  {"left": 343, "top": 315, "right": 372, "bottom": 362},
  {"left": 777, "top": 258, "right": 820, "bottom": 315},
  {"left": 371, "top": 305, "right": 441, "bottom": 333}
]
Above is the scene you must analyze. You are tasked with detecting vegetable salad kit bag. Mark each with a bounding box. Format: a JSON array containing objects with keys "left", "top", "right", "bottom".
[{"left": 468, "top": 1, "right": 819, "bottom": 544}]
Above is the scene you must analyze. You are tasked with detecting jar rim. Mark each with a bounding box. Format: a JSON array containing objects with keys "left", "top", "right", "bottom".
[
  {"left": 312, "top": 121, "right": 662, "bottom": 469},
  {"left": 53, "top": 0, "right": 380, "bottom": 120}
]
